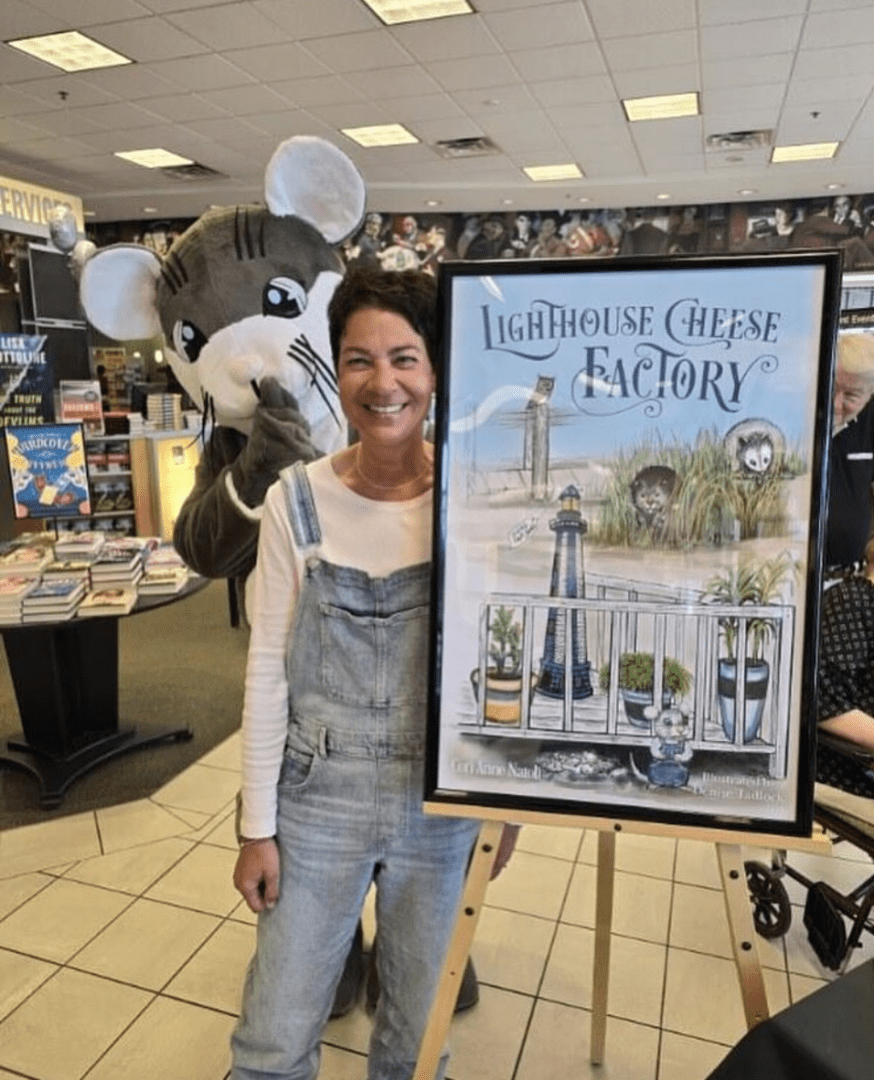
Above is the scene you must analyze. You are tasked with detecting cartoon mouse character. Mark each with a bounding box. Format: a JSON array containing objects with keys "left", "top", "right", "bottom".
[
  {"left": 78, "top": 136, "right": 366, "bottom": 598},
  {"left": 640, "top": 703, "right": 694, "bottom": 788}
]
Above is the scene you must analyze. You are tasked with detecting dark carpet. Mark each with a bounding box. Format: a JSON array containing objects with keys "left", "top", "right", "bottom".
[{"left": 0, "top": 579, "right": 249, "bottom": 831}]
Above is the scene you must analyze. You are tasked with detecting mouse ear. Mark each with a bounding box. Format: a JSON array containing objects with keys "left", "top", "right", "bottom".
[
  {"left": 79, "top": 244, "right": 162, "bottom": 340},
  {"left": 264, "top": 135, "right": 366, "bottom": 244},
  {"left": 642, "top": 705, "right": 659, "bottom": 721}
]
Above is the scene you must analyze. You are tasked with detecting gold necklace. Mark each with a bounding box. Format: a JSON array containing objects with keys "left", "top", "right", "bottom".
[{"left": 353, "top": 448, "right": 430, "bottom": 492}]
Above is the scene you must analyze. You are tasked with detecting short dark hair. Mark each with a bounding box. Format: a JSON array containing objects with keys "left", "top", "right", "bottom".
[{"left": 328, "top": 266, "right": 439, "bottom": 373}]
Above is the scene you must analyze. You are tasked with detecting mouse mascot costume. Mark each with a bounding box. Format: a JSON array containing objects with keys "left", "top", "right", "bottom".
[
  {"left": 77, "top": 134, "right": 479, "bottom": 1016},
  {"left": 78, "top": 135, "right": 363, "bottom": 603}
]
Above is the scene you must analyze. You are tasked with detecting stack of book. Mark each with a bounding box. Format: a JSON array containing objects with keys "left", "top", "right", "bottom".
[
  {"left": 77, "top": 586, "right": 138, "bottom": 618},
  {"left": 41, "top": 557, "right": 93, "bottom": 590},
  {"left": 53, "top": 530, "right": 106, "bottom": 563},
  {"left": 21, "top": 577, "right": 88, "bottom": 623},
  {"left": 90, "top": 537, "right": 146, "bottom": 588},
  {"left": 138, "top": 542, "right": 190, "bottom": 595},
  {"left": 146, "top": 392, "right": 183, "bottom": 431},
  {"left": 0, "top": 544, "right": 54, "bottom": 580},
  {"left": 0, "top": 575, "right": 40, "bottom": 622}
]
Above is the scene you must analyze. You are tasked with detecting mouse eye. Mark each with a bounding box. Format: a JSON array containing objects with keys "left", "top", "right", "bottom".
[
  {"left": 172, "top": 320, "right": 207, "bottom": 364},
  {"left": 264, "top": 277, "right": 307, "bottom": 319}
]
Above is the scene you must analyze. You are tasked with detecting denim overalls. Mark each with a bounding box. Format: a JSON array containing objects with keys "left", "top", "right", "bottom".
[{"left": 231, "top": 463, "right": 478, "bottom": 1080}]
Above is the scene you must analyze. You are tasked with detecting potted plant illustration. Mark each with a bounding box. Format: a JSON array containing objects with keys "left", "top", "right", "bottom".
[
  {"left": 703, "top": 552, "right": 794, "bottom": 743},
  {"left": 470, "top": 605, "right": 525, "bottom": 725},
  {"left": 598, "top": 651, "right": 692, "bottom": 728}
]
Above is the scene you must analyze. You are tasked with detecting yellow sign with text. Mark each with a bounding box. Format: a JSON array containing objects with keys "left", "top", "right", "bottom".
[{"left": 0, "top": 175, "right": 84, "bottom": 238}]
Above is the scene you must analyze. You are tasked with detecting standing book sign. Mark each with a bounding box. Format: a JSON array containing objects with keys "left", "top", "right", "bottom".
[
  {"left": 4, "top": 422, "right": 91, "bottom": 519},
  {"left": 426, "top": 252, "right": 841, "bottom": 838}
]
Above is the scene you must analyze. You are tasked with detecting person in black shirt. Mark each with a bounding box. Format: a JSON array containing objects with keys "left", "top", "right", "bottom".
[{"left": 824, "top": 332, "right": 874, "bottom": 574}]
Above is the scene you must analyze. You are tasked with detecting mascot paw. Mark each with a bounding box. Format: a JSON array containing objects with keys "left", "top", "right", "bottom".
[{"left": 231, "top": 377, "right": 320, "bottom": 508}]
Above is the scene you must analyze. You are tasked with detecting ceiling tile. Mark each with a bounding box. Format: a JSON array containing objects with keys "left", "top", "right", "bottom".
[
  {"left": 630, "top": 116, "right": 703, "bottom": 153},
  {"left": 10, "top": 108, "right": 104, "bottom": 137},
  {"left": 250, "top": 110, "right": 335, "bottom": 139},
  {"left": 178, "top": 114, "right": 271, "bottom": 143},
  {"left": 704, "top": 84, "right": 785, "bottom": 115},
  {"left": 577, "top": 151, "right": 643, "bottom": 178},
  {"left": 0, "top": 0, "right": 61, "bottom": 38},
  {"left": 132, "top": 0, "right": 225, "bottom": 10},
  {"left": 90, "top": 16, "right": 213, "bottom": 62},
  {"left": 302, "top": 100, "right": 393, "bottom": 128},
  {"left": 603, "top": 31, "right": 697, "bottom": 71},
  {"left": 8, "top": 134, "right": 101, "bottom": 162},
  {"left": 704, "top": 147, "right": 771, "bottom": 170},
  {"left": 778, "top": 101, "right": 859, "bottom": 140},
  {"left": 302, "top": 31, "right": 414, "bottom": 73},
  {"left": 548, "top": 101, "right": 627, "bottom": 128},
  {"left": 267, "top": 75, "right": 363, "bottom": 108},
  {"left": 451, "top": 83, "right": 540, "bottom": 115},
  {"left": 793, "top": 43, "right": 874, "bottom": 80},
  {"left": 390, "top": 15, "right": 499, "bottom": 62},
  {"left": 403, "top": 116, "right": 483, "bottom": 144},
  {"left": 802, "top": 6, "right": 874, "bottom": 47},
  {"left": 784, "top": 72, "right": 874, "bottom": 106},
  {"left": 145, "top": 54, "right": 256, "bottom": 91},
  {"left": 529, "top": 75, "right": 615, "bottom": 108},
  {"left": 251, "top": 0, "right": 377, "bottom": 38},
  {"left": 73, "top": 100, "right": 174, "bottom": 129},
  {"left": 388, "top": 93, "right": 466, "bottom": 124},
  {"left": 28, "top": 0, "right": 152, "bottom": 26},
  {"left": 509, "top": 42, "right": 607, "bottom": 82},
  {"left": 702, "top": 54, "right": 794, "bottom": 90},
  {"left": 139, "top": 93, "right": 229, "bottom": 122},
  {"left": 427, "top": 54, "right": 518, "bottom": 91},
  {"left": 705, "top": 109, "right": 784, "bottom": 136},
  {"left": 75, "top": 65, "right": 181, "bottom": 100},
  {"left": 481, "top": 2, "right": 594, "bottom": 51},
  {"left": 586, "top": 0, "right": 696, "bottom": 38},
  {"left": 611, "top": 64, "right": 700, "bottom": 99},
  {"left": 199, "top": 84, "right": 293, "bottom": 114},
  {"left": 208, "top": 43, "right": 331, "bottom": 81},
  {"left": 166, "top": 2, "right": 289, "bottom": 49},
  {"left": 700, "top": 17, "right": 803, "bottom": 59},
  {"left": 3, "top": 75, "right": 118, "bottom": 109},
  {"left": 0, "top": 116, "right": 54, "bottom": 142},
  {"left": 698, "top": 0, "right": 807, "bottom": 24},
  {"left": 344, "top": 66, "right": 443, "bottom": 100},
  {"left": 0, "top": 44, "right": 64, "bottom": 84}
]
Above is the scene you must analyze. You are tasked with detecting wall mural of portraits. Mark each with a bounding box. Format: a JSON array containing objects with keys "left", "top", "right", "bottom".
[{"left": 88, "top": 192, "right": 874, "bottom": 274}]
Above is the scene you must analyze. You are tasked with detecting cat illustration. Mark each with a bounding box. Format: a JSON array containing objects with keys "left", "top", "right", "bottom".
[
  {"left": 630, "top": 465, "right": 677, "bottom": 537},
  {"left": 737, "top": 431, "right": 774, "bottom": 475}
]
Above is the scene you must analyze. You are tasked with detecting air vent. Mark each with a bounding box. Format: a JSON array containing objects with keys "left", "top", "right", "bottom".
[
  {"left": 159, "top": 162, "right": 228, "bottom": 182},
  {"left": 433, "top": 136, "right": 502, "bottom": 158},
  {"left": 705, "top": 130, "right": 772, "bottom": 153}
]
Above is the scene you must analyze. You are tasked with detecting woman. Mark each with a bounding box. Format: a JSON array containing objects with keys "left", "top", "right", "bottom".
[{"left": 230, "top": 267, "right": 516, "bottom": 1080}]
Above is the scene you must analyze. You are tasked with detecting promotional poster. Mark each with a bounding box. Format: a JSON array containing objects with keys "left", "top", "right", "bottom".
[
  {"left": 4, "top": 422, "right": 91, "bottom": 519},
  {"left": 0, "top": 334, "right": 53, "bottom": 428},
  {"left": 427, "top": 253, "right": 840, "bottom": 836}
]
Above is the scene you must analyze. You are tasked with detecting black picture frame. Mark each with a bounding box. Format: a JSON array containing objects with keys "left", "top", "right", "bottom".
[{"left": 425, "top": 251, "right": 842, "bottom": 837}]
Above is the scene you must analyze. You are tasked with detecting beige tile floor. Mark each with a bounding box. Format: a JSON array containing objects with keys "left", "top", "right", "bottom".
[{"left": 1, "top": 732, "right": 873, "bottom": 1080}]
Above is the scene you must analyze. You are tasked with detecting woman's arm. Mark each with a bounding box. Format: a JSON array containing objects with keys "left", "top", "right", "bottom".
[{"left": 819, "top": 709, "right": 874, "bottom": 753}]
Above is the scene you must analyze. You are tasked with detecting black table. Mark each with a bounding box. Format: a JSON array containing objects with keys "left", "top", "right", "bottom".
[
  {"left": 0, "top": 576, "right": 209, "bottom": 808},
  {"left": 705, "top": 959, "right": 874, "bottom": 1080}
]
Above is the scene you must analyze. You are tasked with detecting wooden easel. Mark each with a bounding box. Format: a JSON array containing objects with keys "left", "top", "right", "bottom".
[{"left": 413, "top": 809, "right": 831, "bottom": 1080}]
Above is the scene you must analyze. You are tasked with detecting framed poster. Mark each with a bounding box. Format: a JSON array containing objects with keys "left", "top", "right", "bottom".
[
  {"left": 4, "top": 422, "right": 91, "bottom": 519},
  {"left": 426, "top": 252, "right": 842, "bottom": 837},
  {"left": 0, "top": 333, "right": 53, "bottom": 427}
]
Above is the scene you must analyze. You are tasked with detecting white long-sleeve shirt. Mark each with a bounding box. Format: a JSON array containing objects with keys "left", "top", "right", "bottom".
[{"left": 238, "top": 454, "right": 433, "bottom": 839}]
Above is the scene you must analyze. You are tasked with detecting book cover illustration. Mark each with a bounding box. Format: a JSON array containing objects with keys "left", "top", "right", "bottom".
[
  {"left": 24, "top": 577, "right": 88, "bottom": 603},
  {"left": 4, "top": 423, "right": 91, "bottom": 519},
  {"left": 431, "top": 257, "right": 835, "bottom": 832},
  {"left": 77, "top": 587, "right": 137, "bottom": 616},
  {"left": 59, "top": 380, "right": 105, "bottom": 436},
  {"left": 0, "top": 545, "right": 53, "bottom": 576},
  {"left": 0, "top": 334, "right": 53, "bottom": 428}
]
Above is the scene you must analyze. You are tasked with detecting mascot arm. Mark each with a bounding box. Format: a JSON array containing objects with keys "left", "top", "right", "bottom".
[
  {"left": 228, "top": 378, "right": 320, "bottom": 510},
  {"left": 173, "top": 426, "right": 263, "bottom": 580}
]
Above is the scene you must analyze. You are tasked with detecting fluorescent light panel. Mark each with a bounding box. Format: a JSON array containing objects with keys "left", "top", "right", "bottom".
[
  {"left": 771, "top": 142, "right": 838, "bottom": 163},
  {"left": 114, "top": 149, "right": 194, "bottom": 168},
  {"left": 342, "top": 124, "right": 418, "bottom": 147},
  {"left": 361, "top": 0, "right": 472, "bottom": 25},
  {"left": 623, "top": 92, "right": 699, "bottom": 122},
  {"left": 7, "top": 30, "right": 132, "bottom": 72},
  {"left": 524, "top": 163, "right": 583, "bottom": 182}
]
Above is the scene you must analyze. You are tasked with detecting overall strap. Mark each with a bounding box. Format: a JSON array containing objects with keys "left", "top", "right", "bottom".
[{"left": 279, "top": 461, "right": 322, "bottom": 547}]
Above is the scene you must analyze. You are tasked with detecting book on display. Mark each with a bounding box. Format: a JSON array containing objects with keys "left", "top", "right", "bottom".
[{"left": 77, "top": 587, "right": 138, "bottom": 618}]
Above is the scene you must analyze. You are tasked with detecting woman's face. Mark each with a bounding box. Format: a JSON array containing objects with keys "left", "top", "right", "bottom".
[{"left": 337, "top": 307, "right": 434, "bottom": 450}]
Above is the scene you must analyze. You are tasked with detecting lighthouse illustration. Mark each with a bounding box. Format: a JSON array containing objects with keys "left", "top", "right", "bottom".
[{"left": 537, "top": 484, "right": 593, "bottom": 699}]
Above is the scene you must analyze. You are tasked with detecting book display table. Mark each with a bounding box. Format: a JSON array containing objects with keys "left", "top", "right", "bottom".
[{"left": 0, "top": 575, "right": 208, "bottom": 807}]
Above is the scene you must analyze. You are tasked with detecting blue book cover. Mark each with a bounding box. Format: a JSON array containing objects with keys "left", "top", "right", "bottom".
[{"left": 4, "top": 423, "right": 91, "bottom": 520}]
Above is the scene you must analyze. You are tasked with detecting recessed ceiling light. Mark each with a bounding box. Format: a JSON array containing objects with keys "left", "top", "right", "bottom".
[
  {"left": 826, "top": 182, "right": 845, "bottom": 190},
  {"left": 114, "top": 148, "right": 194, "bottom": 168},
  {"left": 502, "top": 198, "right": 514, "bottom": 205},
  {"left": 83, "top": 210, "right": 96, "bottom": 217},
  {"left": 771, "top": 141, "right": 838, "bottom": 163},
  {"left": 523, "top": 163, "right": 583, "bottom": 182},
  {"left": 656, "top": 193, "right": 672, "bottom": 201},
  {"left": 623, "top": 92, "right": 699, "bottom": 122},
  {"left": 425, "top": 199, "right": 441, "bottom": 207},
  {"left": 737, "top": 188, "right": 757, "bottom": 196},
  {"left": 577, "top": 196, "right": 590, "bottom": 204},
  {"left": 341, "top": 124, "right": 418, "bottom": 147},
  {"left": 143, "top": 207, "right": 158, "bottom": 214},
  {"left": 360, "top": 0, "right": 472, "bottom": 25},
  {"left": 7, "top": 30, "right": 132, "bottom": 72}
]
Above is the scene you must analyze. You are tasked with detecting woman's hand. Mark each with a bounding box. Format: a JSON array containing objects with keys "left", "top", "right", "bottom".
[
  {"left": 489, "top": 824, "right": 521, "bottom": 880},
  {"left": 233, "top": 838, "right": 280, "bottom": 912}
]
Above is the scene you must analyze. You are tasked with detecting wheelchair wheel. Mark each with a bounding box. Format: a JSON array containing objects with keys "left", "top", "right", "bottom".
[{"left": 745, "top": 860, "right": 792, "bottom": 938}]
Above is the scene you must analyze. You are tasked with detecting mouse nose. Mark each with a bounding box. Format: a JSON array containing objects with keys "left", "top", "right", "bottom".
[{"left": 225, "top": 356, "right": 265, "bottom": 386}]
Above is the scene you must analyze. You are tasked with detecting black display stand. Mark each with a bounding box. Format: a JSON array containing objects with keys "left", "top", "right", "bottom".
[{"left": 0, "top": 578, "right": 208, "bottom": 807}]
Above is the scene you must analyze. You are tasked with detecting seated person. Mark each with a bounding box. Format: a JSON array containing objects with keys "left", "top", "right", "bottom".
[{"left": 817, "top": 536, "right": 874, "bottom": 759}]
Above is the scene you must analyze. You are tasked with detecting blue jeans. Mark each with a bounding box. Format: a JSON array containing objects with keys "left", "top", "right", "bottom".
[
  {"left": 231, "top": 717, "right": 478, "bottom": 1080},
  {"left": 231, "top": 537, "right": 478, "bottom": 1080}
]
